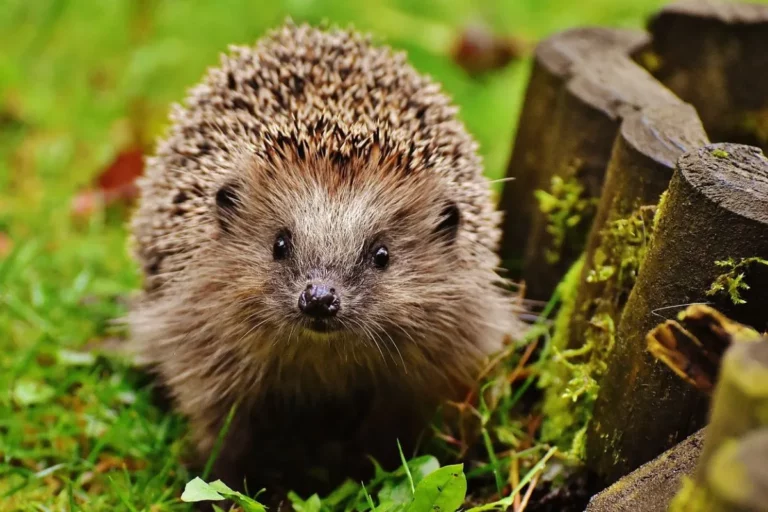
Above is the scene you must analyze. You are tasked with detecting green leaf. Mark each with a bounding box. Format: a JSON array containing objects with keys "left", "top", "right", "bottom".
[
  {"left": 407, "top": 456, "right": 440, "bottom": 484},
  {"left": 323, "top": 479, "right": 360, "bottom": 508},
  {"left": 406, "top": 464, "right": 466, "bottom": 512},
  {"left": 12, "top": 379, "right": 55, "bottom": 406},
  {"left": 180, "top": 478, "right": 266, "bottom": 511},
  {"left": 378, "top": 479, "right": 412, "bottom": 510},
  {"left": 180, "top": 477, "right": 225, "bottom": 502},
  {"left": 210, "top": 480, "right": 266, "bottom": 512},
  {"left": 289, "top": 492, "right": 323, "bottom": 512},
  {"left": 56, "top": 348, "right": 96, "bottom": 366}
]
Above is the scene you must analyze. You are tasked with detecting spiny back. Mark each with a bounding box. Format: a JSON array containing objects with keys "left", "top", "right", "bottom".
[{"left": 132, "top": 22, "right": 500, "bottom": 292}]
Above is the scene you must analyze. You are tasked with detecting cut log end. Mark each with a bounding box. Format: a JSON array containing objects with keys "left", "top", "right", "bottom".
[
  {"left": 652, "top": 1, "right": 768, "bottom": 25},
  {"left": 619, "top": 103, "right": 708, "bottom": 170},
  {"left": 678, "top": 144, "right": 768, "bottom": 224}
]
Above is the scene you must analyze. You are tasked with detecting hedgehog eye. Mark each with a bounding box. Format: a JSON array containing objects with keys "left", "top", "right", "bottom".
[
  {"left": 372, "top": 245, "right": 389, "bottom": 269},
  {"left": 273, "top": 231, "right": 292, "bottom": 260}
]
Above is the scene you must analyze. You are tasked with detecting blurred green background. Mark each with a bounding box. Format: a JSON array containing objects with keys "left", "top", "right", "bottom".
[{"left": 0, "top": 0, "right": 747, "bottom": 510}]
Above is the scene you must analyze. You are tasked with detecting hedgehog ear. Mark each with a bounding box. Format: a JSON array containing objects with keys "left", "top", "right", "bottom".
[
  {"left": 215, "top": 182, "right": 241, "bottom": 232},
  {"left": 435, "top": 201, "right": 461, "bottom": 243}
]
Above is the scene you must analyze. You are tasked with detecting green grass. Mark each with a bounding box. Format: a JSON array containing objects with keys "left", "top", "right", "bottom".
[{"left": 0, "top": 0, "right": 706, "bottom": 510}]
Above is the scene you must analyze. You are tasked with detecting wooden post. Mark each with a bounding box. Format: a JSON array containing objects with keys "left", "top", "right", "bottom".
[
  {"left": 542, "top": 103, "right": 707, "bottom": 451},
  {"left": 670, "top": 339, "right": 768, "bottom": 511},
  {"left": 586, "top": 143, "right": 768, "bottom": 486},
  {"left": 537, "top": 104, "right": 707, "bottom": 451},
  {"left": 585, "top": 429, "right": 706, "bottom": 512},
  {"left": 510, "top": 35, "right": 683, "bottom": 300},
  {"left": 497, "top": 28, "right": 650, "bottom": 280},
  {"left": 641, "top": 1, "right": 768, "bottom": 150},
  {"left": 564, "top": 103, "right": 708, "bottom": 353}
]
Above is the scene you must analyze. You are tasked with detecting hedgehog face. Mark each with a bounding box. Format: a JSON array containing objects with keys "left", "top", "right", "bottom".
[{"left": 213, "top": 158, "right": 468, "bottom": 357}]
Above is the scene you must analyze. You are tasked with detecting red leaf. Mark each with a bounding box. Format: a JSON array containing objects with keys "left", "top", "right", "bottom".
[{"left": 72, "top": 148, "right": 144, "bottom": 217}]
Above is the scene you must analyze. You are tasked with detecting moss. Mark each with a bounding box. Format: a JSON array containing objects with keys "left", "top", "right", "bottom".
[
  {"left": 586, "top": 206, "right": 656, "bottom": 292},
  {"left": 538, "top": 206, "right": 656, "bottom": 458},
  {"left": 711, "top": 149, "right": 730, "bottom": 159},
  {"left": 534, "top": 160, "right": 599, "bottom": 264},
  {"left": 539, "top": 255, "right": 611, "bottom": 458},
  {"left": 707, "top": 256, "right": 768, "bottom": 305},
  {"left": 652, "top": 189, "right": 668, "bottom": 234}
]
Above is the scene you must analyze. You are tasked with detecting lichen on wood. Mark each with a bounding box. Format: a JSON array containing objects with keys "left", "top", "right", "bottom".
[{"left": 537, "top": 255, "right": 595, "bottom": 458}]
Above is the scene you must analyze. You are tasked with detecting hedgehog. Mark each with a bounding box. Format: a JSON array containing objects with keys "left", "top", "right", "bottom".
[{"left": 128, "top": 22, "right": 525, "bottom": 493}]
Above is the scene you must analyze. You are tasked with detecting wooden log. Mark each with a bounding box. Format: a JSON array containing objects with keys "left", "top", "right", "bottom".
[
  {"left": 497, "top": 27, "right": 650, "bottom": 278},
  {"left": 564, "top": 103, "right": 707, "bottom": 351},
  {"left": 584, "top": 429, "right": 706, "bottom": 512},
  {"left": 537, "top": 104, "right": 707, "bottom": 451},
  {"left": 641, "top": 0, "right": 768, "bottom": 150},
  {"left": 669, "top": 339, "right": 768, "bottom": 511},
  {"left": 586, "top": 143, "right": 768, "bottom": 486},
  {"left": 517, "top": 44, "right": 682, "bottom": 300}
]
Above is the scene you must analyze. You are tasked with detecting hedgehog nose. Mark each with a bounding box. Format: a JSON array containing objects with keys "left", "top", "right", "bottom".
[{"left": 298, "top": 284, "right": 340, "bottom": 318}]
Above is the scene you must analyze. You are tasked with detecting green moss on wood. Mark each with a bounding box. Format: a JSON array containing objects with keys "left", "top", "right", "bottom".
[
  {"left": 534, "top": 162, "right": 599, "bottom": 264},
  {"left": 586, "top": 206, "right": 656, "bottom": 292},
  {"left": 707, "top": 257, "right": 768, "bottom": 305},
  {"left": 539, "top": 255, "right": 611, "bottom": 458},
  {"left": 539, "top": 205, "right": 657, "bottom": 459}
]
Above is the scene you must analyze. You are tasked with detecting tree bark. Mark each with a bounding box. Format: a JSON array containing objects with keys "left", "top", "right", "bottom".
[
  {"left": 497, "top": 27, "right": 649, "bottom": 281},
  {"left": 586, "top": 143, "right": 768, "bottom": 487},
  {"left": 640, "top": 0, "right": 768, "bottom": 151}
]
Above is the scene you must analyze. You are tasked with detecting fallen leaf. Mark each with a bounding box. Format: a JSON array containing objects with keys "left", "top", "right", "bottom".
[{"left": 72, "top": 148, "right": 144, "bottom": 217}]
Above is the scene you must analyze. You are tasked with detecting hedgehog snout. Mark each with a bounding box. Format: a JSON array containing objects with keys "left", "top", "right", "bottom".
[{"left": 298, "top": 283, "right": 341, "bottom": 318}]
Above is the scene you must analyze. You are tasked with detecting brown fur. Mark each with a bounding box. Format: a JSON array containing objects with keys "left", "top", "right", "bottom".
[{"left": 129, "top": 22, "right": 525, "bottom": 493}]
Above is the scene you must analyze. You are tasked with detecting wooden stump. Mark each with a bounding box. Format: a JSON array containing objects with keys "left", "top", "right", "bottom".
[
  {"left": 497, "top": 27, "right": 650, "bottom": 282},
  {"left": 564, "top": 103, "right": 707, "bottom": 353},
  {"left": 642, "top": 0, "right": 768, "bottom": 150},
  {"left": 670, "top": 339, "right": 768, "bottom": 511},
  {"left": 516, "top": 37, "right": 683, "bottom": 300},
  {"left": 537, "top": 104, "right": 707, "bottom": 452},
  {"left": 586, "top": 143, "right": 768, "bottom": 486}
]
